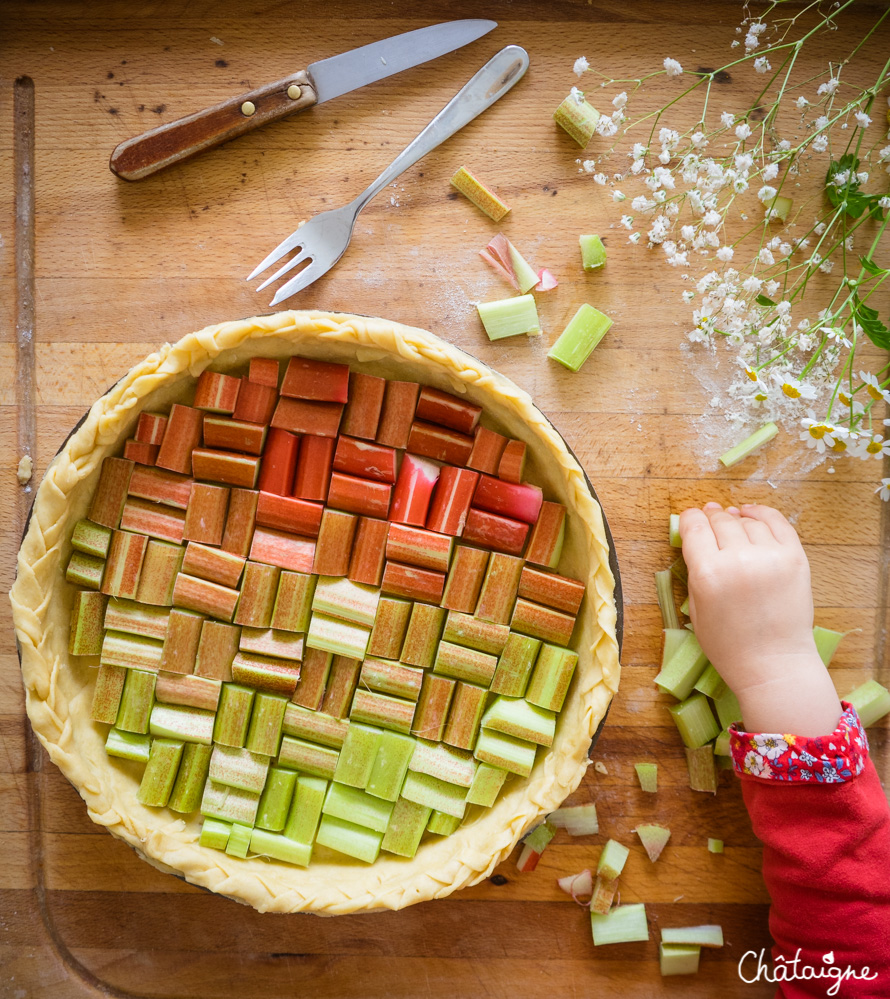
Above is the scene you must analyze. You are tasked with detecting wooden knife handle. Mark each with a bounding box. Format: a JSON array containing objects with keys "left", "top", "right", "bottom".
[{"left": 109, "top": 70, "right": 318, "bottom": 181}]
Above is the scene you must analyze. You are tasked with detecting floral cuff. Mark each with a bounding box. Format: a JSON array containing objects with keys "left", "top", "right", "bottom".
[{"left": 729, "top": 702, "right": 868, "bottom": 783}]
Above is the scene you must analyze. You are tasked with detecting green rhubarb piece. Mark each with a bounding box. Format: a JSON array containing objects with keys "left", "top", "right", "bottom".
[
  {"left": 708, "top": 838, "right": 724, "bottom": 855},
  {"left": 450, "top": 166, "right": 510, "bottom": 222},
  {"left": 481, "top": 696, "right": 556, "bottom": 747},
  {"left": 101, "top": 630, "right": 164, "bottom": 671},
  {"left": 659, "top": 943, "right": 701, "bottom": 976},
  {"left": 199, "top": 818, "right": 231, "bottom": 850},
  {"left": 474, "top": 728, "right": 538, "bottom": 778},
  {"left": 249, "top": 828, "right": 312, "bottom": 866},
  {"left": 813, "top": 625, "right": 846, "bottom": 666},
  {"left": 714, "top": 729, "right": 731, "bottom": 756},
  {"left": 670, "top": 555, "right": 688, "bottom": 586},
  {"left": 381, "top": 797, "right": 431, "bottom": 858},
  {"left": 92, "top": 663, "right": 127, "bottom": 724},
  {"left": 590, "top": 903, "right": 649, "bottom": 946},
  {"left": 105, "top": 727, "right": 151, "bottom": 763},
  {"left": 686, "top": 744, "right": 717, "bottom": 793},
  {"left": 465, "top": 762, "right": 508, "bottom": 807},
  {"left": 350, "top": 689, "right": 415, "bottom": 735},
  {"left": 669, "top": 513, "right": 682, "bottom": 548},
  {"left": 315, "top": 814, "right": 382, "bottom": 863},
  {"left": 208, "top": 744, "right": 270, "bottom": 793},
  {"left": 476, "top": 295, "right": 541, "bottom": 341},
  {"left": 69, "top": 591, "right": 108, "bottom": 655},
  {"left": 104, "top": 598, "right": 170, "bottom": 641},
  {"left": 766, "top": 194, "right": 793, "bottom": 221},
  {"left": 401, "top": 770, "right": 468, "bottom": 819},
  {"left": 525, "top": 643, "right": 578, "bottom": 713},
  {"left": 554, "top": 91, "right": 600, "bottom": 147},
  {"left": 360, "top": 657, "right": 424, "bottom": 701},
  {"left": 150, "top": 702, "right": 215, "bottom": 744},
  {"left": 213, "top": 683, "right": 256, "bottom": 747},
  {"left": 306, "top": 612, "right": 371, "bottom": 660},
  {"left": 844, "top": 679, "right": 890, "bottom": 727},
  {"left": 662, "top": 628, "right": 688, "bottom": 665},
  {"left": 634, "top": 762, "right": 658, "bottom": 793},
  {"left": 597, "top": 838, "right": 629, "bottom": 880},
  {"left": 490, "top": 632, "right": 541, "bottom": 697},
  {"left": 523, "top": 820, "right": 555, "bottom": 853},
  {"left": 400, "top": 603, "right": 446, "bottom": 669},
  {"left": 547, "top": 304, "right": 612, "bottom": 372},
  {"left": 427, "top": 810, "right": 461, "bottom": 835},
  {"left": 312, "top": 575, "right": 380, "bottom": 628},
  {"left": 167, "top": 742, "right": 213, "bottom": 813},
  {"left": 655, "top": 631, "right": 708, "bottom": 701},
  {"left": 434, "top": 640, "right": 498, "bottom": 685},
  {"left": 225, "top": 822, "right": 253, "bottom": 858},
  {"left": 636, "top": 823, "right": 671, "bottom": 862},
  {"left": 714, "top": 686, "right": 742, "bottom": 729},
  {"left": 579, "top": 234, "right": 607, "bottom": 270},
  {"left": 484, "top": 236, "right": 539, "bottom": 294},
  {"left": 442, "top": 611, "right": 510, "bottom": 655},
  {"left": 669, "top": 693, "right": 720, "bottom": 748},
  {"left": 284, "top": 774, "right": 328, "bottom": 843},
  {"left": 680, "top": 596, "right": 690, "bottom": 616},
  {"left": 323, "top": 782, "right": 395, "bottom": 834},
  {"left": 409, "top": 740, "right": 477, "bottom": 787},
  {"left": 366, "top": 730, "right": 415, "bottom": 802},
  {"left": 72, "top": 518, "right": 113, "bottom": 558},
  {"left": 693, "top": 664, "right": 725, "bottom": 700},
  {"left": 719, "top": 422, "right": 778, "bottom": 468},
  {"left": 200, "top": 781, "right": 260, "bottom": 826},
  {"left": 662, "top": 924, "right": 724, "bottom": 948},
  {"left": 137, "top": 737, "right": 183, "bottom": 807},
  {"left": 334, "top": 722, "right": 383, "bottom": 789},
  {"left": 270, "top": 571, "right": 316, "bottom": 632},
  {"left": 654, "top": 569, "right": 680, "bottom": 630},
  {"left": 245, "top": 691, "right": 288, "bottom": 757},
  {"left": 116, "top": 669, "right": 157, "bottom": 735},
  {"left": 66, "top": 551, "right": 106, "bottom": 590},
  {"left": 549, "top": 803, "right": 598, "bottom": 835},
  {"left": 257, "top": 766, "right": 298, "bottom": 832},
  {"left": 277, "top": 736, "right": 340, "bottom": 780}
]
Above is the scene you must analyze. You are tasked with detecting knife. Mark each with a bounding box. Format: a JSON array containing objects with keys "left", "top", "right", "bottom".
[{"left": 109, "top": 19, "right": 497, "bottom": 181}]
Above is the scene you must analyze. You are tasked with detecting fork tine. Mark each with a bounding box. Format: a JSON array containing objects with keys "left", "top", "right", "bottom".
[
  {"left": 246, "top": 229, "right": 305, "bottom": 281},
  {"left": 269, "top": 261, "right": 324, "bottom": 307},
  {"left": 255, "top": 246, "right": 313, "bottom": 293}
]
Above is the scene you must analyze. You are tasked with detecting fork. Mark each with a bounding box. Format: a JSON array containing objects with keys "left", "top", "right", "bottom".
[{"left": 247, "top": 45, "right": 529, "bottom": 307}]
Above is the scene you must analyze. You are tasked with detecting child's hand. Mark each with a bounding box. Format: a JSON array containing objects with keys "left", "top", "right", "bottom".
[{"left": 679, "top": 502, "right": 842, "bottom": 737}]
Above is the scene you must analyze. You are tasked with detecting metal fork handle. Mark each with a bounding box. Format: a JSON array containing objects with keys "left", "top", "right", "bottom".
[{"left": 352, "top": 45, "right": 529, "bottom": 211}]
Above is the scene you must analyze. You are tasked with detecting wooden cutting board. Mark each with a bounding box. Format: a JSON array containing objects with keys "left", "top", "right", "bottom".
[{"left": 1, "top": 1, "right": 887, "bottom": 995}]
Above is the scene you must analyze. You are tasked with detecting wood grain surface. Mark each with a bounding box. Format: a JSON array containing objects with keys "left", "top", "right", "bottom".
[{"left": 1, "top": 1, "right": 888, "bottom": 996}]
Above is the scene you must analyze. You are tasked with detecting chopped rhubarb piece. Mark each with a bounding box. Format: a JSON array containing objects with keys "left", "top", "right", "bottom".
[
  {"left": 120, "top": 497, "right": 186, "bottom": 543},
  {"left": 450, "top": 165, "right": 510, "bottom": 221},
  {"left": 341, "top": 372, "right": 385, "bottom": 439},
  {"left": 661, "top": 925, "right": 724, "bottom": 948},
  {"left": 183, "top": 482, "right": 229, "bottom": 545},
  {"left": 634, "top": 762, "right": 658, "bottom": 793},
  {"left": 475, "top": 552, "right": 524, "bottom": 625},
  {"left": 233, "top": 561, "right": 280, "bottom": 628},
  {"left": 271, "top": 571, "right": 316, "bottom": 632},
  {"left": 231, "top": 651, "right": 300, "bottom": 696},
  {"left": 525, "top": 501, "right": 566, "bottom": 569},
  {"left": 348, "top": 516, "right": 389, "bottom": 586},
  {"left": 320, "top": 654, "right": 361, "bottom": 718},
  {"left": 526, "top": 642, "right": 578, "bottom": 712},
  {"left": 361, "top": 657, "right": 423, "bottom": 701},
  {"left": 173, "top": 572, "right": 239, "bottom": 622},
  {"left": 213, "top": 683, "right": 255, "bottom": 747},
  {"left": 498, "top": 440, "right": 527, "bottom": 484},
  {"left": 137, "top": 737, "right": 184, "bottom": 807},
  {"left": 280, "top": 356, "right": 350, "bottom": 402},
  {"left": 201, "top": 782, "right": 260, "bottom": 825},
  {"left": 443, "top": 610, "right": 510, "bottom": 655},
  {"left": 312, "top": 509, "right": 358, "bottom": 576},
  {"left": 351, "top": 688, "right": 415, "bottom": 735},
  {"left": 249, "top": 526, "right": 316, "bottom": 573},
  {"left": 332, "top": 723, "right": 383, "bottom": 786},
  {"left": 101, "top": 631, "right": 164, "bottom": 673},
  {"left": 232, "top": 377, "right": 278, "bottom": 425},
  {"left": 367, "top": 596, "right": 412, "bottom": 659},
  {"left": 256, "top": 490, "right": 323, "bottom": 537},
  {"left": 479, "top": 233, "right": 539, "bottom": 295},
  {"left": 845, "top": 679, "right": 890, "bottom": 727},
  {"left": 284, "top": 699, "right": 346, "bottom": 748},
  {"left": 382, "top": 561, "right": 446, "bottom": 603},
  {"left": 477, "top": 295, "right": 541, "bottom": 340},
  {"left": 381, "top": 797, "right": 430, "bottom": 858},
  {"left": 272, "top": 396, "right": 343, "bottom": 437},
  {"left": 401, "top": 602, "right": 446, "bottom": 669},
  {"left": 103, "top": 598, "right": 169, "bottom": 641},
  {"left": 434, "top": 641, "right": 498, "bottom": 686},
  {"left": 307, "top": 612, "right": 372, "bottom": 661},
  {"left": 191, "top": 448, "right": 261, "bottom": 489},
  {"left": 291, "top": 433, "right": 335, "bottom": 501},
  {"left": 462, "top": 705, "right": 526, "bottom": 760},
  {"left": 409, "top": 740, "right": 476, "bottom": 787},
  {"left": 333, "top": 435, "right": 397, "bottom": 483},
  {"left": 312, "top": 576, "right": 380, "bottom": 628},
  {"left": 249, "top": 357, "right": 280, "bottom": 388},
  {"left": 549, "top": 802, "right": 599, "bottom": 836},
  {"left": 686, "top": 745, "right": 717, "bottom": 794},
  {"left": 656, "top": 631, "right": 707, "bottom": 700},
  {"left": 220, "top": 487, "right": 258, "bottom": 557},
  {"left": 412, "top": 674, "right": 456, "bottom": 741},
  {"left": 390, "top": 453, "right": 441, "bottom": 528},
  {"left": 407, "top": 420, "right": 474, "bottom": 465},
  {"left": 463, "top": 508, "right": 529, "bottom": 556},
  {"left": 554, "top": 91, "right": 600, "bottom": 147},
  {"left": 155, "top": 671, "right": 222, "bottom": 712},
  {"left": 181, "top": 542, "right": 245, "bottom": 589},
  {"left": 813, "top": 625, "right": 846, "bottom": 666},
  {"left": 386, "top": 522, "right": 453, "bottom": 573},
  {"left": 193, "top": 370, "right": 241, "bottom": 413},
  {"left": 669, "top": 694, "right": 720, "bottom": 749},
  {"left": 135, "top": 412, "right": 168, "bottom": 445},
  {"left": 659, "top": 944, "right": 701, "bottom": 977},
  {"left": 636, "top": 823, "right": 672, "bottom": 862},
  {"left": 535, "top": 268, "right": 558, "bottom": 291},
  {"left": 246, "top": 696, "right": 288, "bottom": 758},
  {"left": 558, "top": 869, "right": 594, "bottom": 904},
  {"left": 240, "top": 627, "right": 305, "bottom": 662},
  {"left": 91, "top": 664, "right": 127, "bottom": 723},
  {"left": 69, "top": 591, "right": 108, "bottom": 655},
  {"left": 327, "top": 471, "right": 392, "bottom": 519},
  {"left": 516, "top": 821, "right": 556, "bottom": 871},
  {"left": 194, "top": 621, "right": 240, "bottom": 681},
  {"left": 415, "top": 386, "right": 482, "bottom": 435},
  {"left": 511, "top": 597, "right": 576, "bottom": 646},
  {"left": 72, "top": 519, "right": 113, "bottom": 559},
  {"left": 466, "top": 761, "right": 508, "bottom": 807},
  {"left": 442, "top": 546, "right": 489, "bottom": 613},
  {"left": 203, "top": 415, "right": 267, "bottom": 455},
  {"left": 427, "top": 810, "right": 461, "bottom": 836},
  {"left": 590, "top": 875, "right": 618, "bottom": 916},
  {"left": 101, "top": 530, "right": 148, "bottom": 599},
  {"left": 88, "top": 456, "right": 134, "bottom": 528},
  {"left": 376, "top": 380, "right": 420, "bottom": 448},
  {"left": 128, "top": 465, "right": 193, "bottom": 509},
  {"left": 156, "top": 404, "right": 203, "bottom": 475},
  {"left": 474, "top": 475, "right": 542, "bottom": 524},
  {"left": 549, "top": 304, "right": 613, "bottom": 372},
  {"left": 519, "top": 566, "right": 585, "bottom": 615},
  {"left": 490, "top": 632, "right": 541, "bottom": 696},
  {"left": 580, "top": 234, "right": 607, "bottom": 270},
  {"left": 402, "top": 771, "right": 467, "bottom": 820},
  {"left": 425, "top": 466, "right": 478, "bottom": 536},
  {"left": 469, "top": 429, "right": 510, "bottom": 481},
  {"left": 256, "top": 428, "right": 298, "bottom": 495},
  {"left": 291, "top": 647, "right": 332, "bottom": 710},
  {"left": 66, "top": 552, "right": 105, "bottom": 590},
  {"left": 279, "top": 738, "right": 339, "bottom": 784},
  {"left": 135, "top": 540, "right": 183, "bottom": 606},
  {"left": 168, "top": 742, "right": 214, "bottom": 814},
  {"left": 482, "top": 696, "right": 555, "bottom": 747},
  {"left": 124, "top": 439, "right": 159, "bottom": 465}
]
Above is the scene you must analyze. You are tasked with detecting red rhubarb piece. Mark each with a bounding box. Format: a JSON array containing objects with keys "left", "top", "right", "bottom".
[
  {"left": 442, "top": 681, "right": 487, "bottom": 751},
  {"left": 232, "top": 377, "right": 278, "bottom": 425},
  {"left": 320, "top": 655, "right": 361, "bottom": 718},
  {"left": 525, "top": 501, "right": 566, "bottom": 569},
  {"left": 473, "top": 474, "right": 543, "bottom": 524},
  {"left": 407, "top": 420, "right": 474, "bottom": 466},
  {"left": 442, "top": 546, "right": 490, "bottom": 613},
  {"left": 156, "top": 404, "right": 204, "bottom": 475},
  {"left": 182, "top": 541, "right": 246, "bottom": 589},
  {"left": 128, "top": 466, "right": 193, "bottom": 509},
  {"left": 327, "top": 471, "right": 392, "bottom": 519},
  {"left": 340, "top": 371, "right": 385, "bottom": 439},
  {"left": 249, "top": 357, "right": 280, "bottom": 388},
  {"left": 256, "top": 491, "right": 323, "bottom": 537},
  {"left": 292, "top": 434, "right": 335, "bottom": 501},
  {"left": 390, "top": 453, "right": 440, "bottom": 526},
  {"left": 511, "top": 597, "right": 577, "bottom": 646},
  {"left": 193, "top": 370, "right": 241, "bottom": 413},
  {"left": 376, "top": 380, "right": 420, "bottom": 449},
  {"left": 183, "top": 482, "right": 230, "bottom": 545},
  {"left": 333, "top": 436, "right": 397, "bottom": 483},
  {"left": 498, "top": 439, "right": 527, "bottom": 484},
  {"left": 256, "top": 428, "right": 299, "bottom": 495},
  {"left": 313, "top": 509, "right": 358, "bottom": 576},
  {"left": 173, "top": 572, "right": 240, "bottom": 622},
  {"left": 202, "top": 416, "right": 268, "bottom": 456},
  {"left": 160, "top": 608, "right": 205, "bottom": 674},
  {"left": 347, "top": 517, "right": 389, "bottom": 586},
  {"left": 220, "top": 488, "right": 258, "bottom": 557},
  {"left": 272, "top": 396, "right": 343, "bottom": 438},
  {"left": 120, "top": 497, "right": 186, "bottom": 544},
  {"left": 291, "top": 647, "right": 332, "bottom": 710},
  {"left": 518, "top": 566, "right": 585, "bottom": 615},
  {"left": 381, "top": 561, "right": 446, "bottom": 603},
  {"left": 463, "top": 508, "right": 529, "bottom": 556},
  {"left": 415, "top": 386, "right": 482, "bottom": 435},
  {"left": 280, "top": 356, "right": 350, "bottom": 403},
  {"left": 386, "top": 523, "right": 453, "bottom": 573},
  {"left": 134, "top": 412, "right": 168, "bottom": 446},
  {"left": 191, "top": 448, "right": 261, "bottom": 489},
  {"left": 426, "top": 466, "right": 479, "bottom": 536},
  {"left": 101, "top": 530, "right": 148, "bottom": 599},
  {"left": 475, "top": 552, "right": 524, "bottom": 625},
  {"left": 412, "top": 674, "right": 456, "bottom": 741},
  {"left": 123, "top": 439, "right": 159, "bottom": 466},
  {"left": 88, "top": 457, "right": 135, "bottom": 529},
  {"left": 468, "top": 426, "right": 508, "bottom": 475},
  {"left": 249, "top": 526, "right": 316, "bottom": 573}
]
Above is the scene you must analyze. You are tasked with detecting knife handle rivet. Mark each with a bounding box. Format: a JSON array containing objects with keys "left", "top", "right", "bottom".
[
  {"left": 287, "top": 85, "right": 302, "bottom": 100},
  {"left": 241, "top": 101, "right": 257, "bottom": 117}
]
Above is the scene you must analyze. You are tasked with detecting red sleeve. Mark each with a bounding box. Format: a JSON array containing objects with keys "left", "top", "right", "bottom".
[{"left": 730, "top": 704, "right": 890, "bottom": 997}]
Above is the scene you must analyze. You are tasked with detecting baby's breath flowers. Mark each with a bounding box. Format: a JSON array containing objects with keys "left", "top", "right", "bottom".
[{"left": 572, "top": 1, "right": 890, "bottom": 497}]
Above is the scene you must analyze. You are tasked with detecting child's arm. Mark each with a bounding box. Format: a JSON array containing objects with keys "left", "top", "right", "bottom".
[{"left": 680, "top": 503, "right": 890, "bottom": 995}]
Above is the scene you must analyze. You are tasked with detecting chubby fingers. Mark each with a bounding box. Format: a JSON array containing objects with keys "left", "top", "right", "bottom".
[
  {"left": 678, "top": 507, "right": 718, "bottom": 568},
  {"left": 740, "top": 504, "right": 801, "bottom": 546},
  {"left": 702, "top": 502, "right": 749, "bottom": 549}
]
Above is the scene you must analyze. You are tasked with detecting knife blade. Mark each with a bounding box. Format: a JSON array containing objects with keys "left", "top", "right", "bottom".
[{"left": 109, "top": 19, "right": 497, "bottom": 182}]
